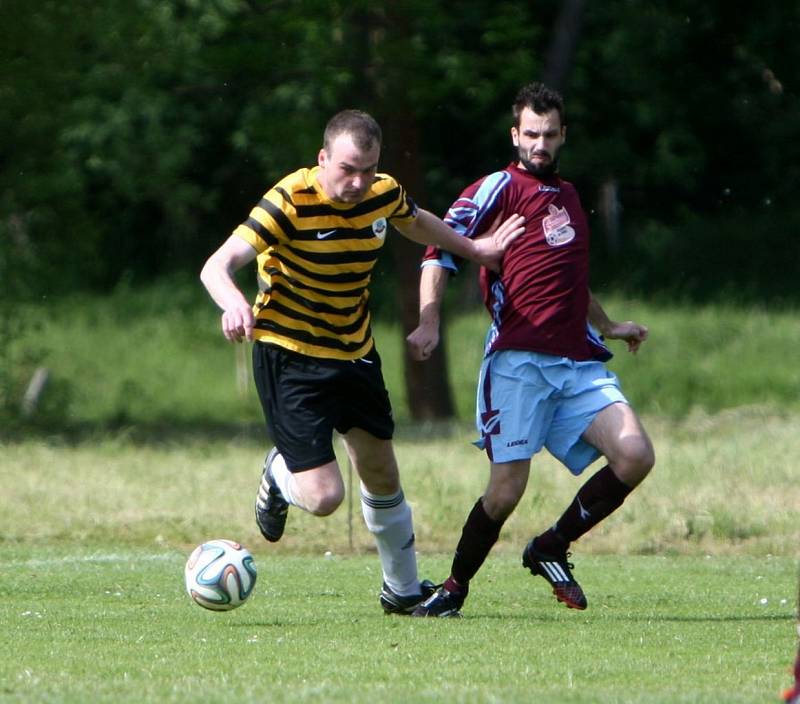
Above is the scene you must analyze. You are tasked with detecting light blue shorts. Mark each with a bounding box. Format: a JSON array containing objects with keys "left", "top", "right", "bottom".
[{"left": 474, "top": 349, "right": 628, "bottom": 474}]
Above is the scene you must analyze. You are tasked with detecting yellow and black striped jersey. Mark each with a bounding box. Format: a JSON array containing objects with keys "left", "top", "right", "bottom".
[{"left": 233, "top": 166, "right": 418, "bottom": 360}]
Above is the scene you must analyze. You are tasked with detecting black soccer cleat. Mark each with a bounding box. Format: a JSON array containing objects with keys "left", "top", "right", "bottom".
[
  {"left": 255, "top": 448, "right": 289, "bottom": 543},
  {"left": 522, "top": 540, "right": 587, "bottom": 610},
  {"left": 380, "top": 579, "right": 437, "bottom": 615},
  {"left": 411, "top": 584, "right": 467, "bottom": 618}
]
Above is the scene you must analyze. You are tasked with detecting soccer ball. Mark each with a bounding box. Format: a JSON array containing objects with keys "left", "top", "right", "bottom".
[{"left": 184, "top": 539, "right": 257, "bottom": 611}]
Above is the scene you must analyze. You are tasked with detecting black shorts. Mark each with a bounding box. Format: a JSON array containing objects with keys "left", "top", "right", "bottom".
[{"left": 252, "top": 342, "right": 395, "bottom": 472}]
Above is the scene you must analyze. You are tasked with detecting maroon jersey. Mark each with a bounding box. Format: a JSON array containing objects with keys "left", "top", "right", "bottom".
[{"left": 422, "top": 163, "right": 610, "bottom": 361}]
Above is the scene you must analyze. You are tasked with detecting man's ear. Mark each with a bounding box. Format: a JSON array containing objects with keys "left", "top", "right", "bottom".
[{"left": 510, "top": 126, "right": 519, "bottom": 147}]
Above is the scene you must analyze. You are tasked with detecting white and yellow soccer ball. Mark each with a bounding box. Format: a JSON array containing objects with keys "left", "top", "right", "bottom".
[{"left": 184, "top": 539, "right": 257, "bottom": 611}]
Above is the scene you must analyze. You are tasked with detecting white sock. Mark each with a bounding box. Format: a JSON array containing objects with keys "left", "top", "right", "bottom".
[
  {"left": 360, "top": 486, "right": 420, "bottom": 597},
  {"left": 264, "top": 451, "right": 302, "bottom": 508}
]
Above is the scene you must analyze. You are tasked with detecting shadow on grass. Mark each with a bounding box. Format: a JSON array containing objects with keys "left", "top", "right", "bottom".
[
  {"left": 440, "top": 612, "right": 794, "bottom": 624},
  {"left": 2, "top": 418, "right": 266, "bottom": 446},
  {"left": 2, "top": 418, "right": 472, "bottom": 446}
]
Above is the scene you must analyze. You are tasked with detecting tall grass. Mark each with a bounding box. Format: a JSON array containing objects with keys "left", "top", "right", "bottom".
[
  {"left": 383, "top": 297, "right": 800, "bottom": 421},
  {"left": 2, "top": 407, "right": 798, "bottom": 555},
  {"left": 13, "top": 278, "right": 800, "bottom": 428}
]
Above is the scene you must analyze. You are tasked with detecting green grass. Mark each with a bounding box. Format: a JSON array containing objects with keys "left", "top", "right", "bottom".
[
  {"left": 9, "top": 278, "right": 800, "bottom": 428},
  {"left": 1, "top": 413, "right": 798, "bottom": 701},
  {"left": 3, "top": 409, "right": 797, "bottom": 555},
  {"left": 0, "top": 547, "right": 796, "bottom": 704},
  {"left": 3, "top": 282, "right": 800, "bottom": 701}
]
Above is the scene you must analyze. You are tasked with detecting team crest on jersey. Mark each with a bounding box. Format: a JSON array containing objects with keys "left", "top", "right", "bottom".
[
  {"left": 372, "top": 217, "right": 388, "bottom": 240},
  {"left": 542, "top": 204, "right": 575, "bottom": 246}
]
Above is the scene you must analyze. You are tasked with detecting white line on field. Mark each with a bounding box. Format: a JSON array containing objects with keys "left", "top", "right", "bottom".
[{"left": 0, "top": 552, "right": 179, "bottom": 568}]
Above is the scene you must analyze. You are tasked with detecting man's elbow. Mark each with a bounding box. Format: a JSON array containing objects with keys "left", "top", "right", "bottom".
[{"left": 199, "top": 257, "right": 217, "bottom": 290}]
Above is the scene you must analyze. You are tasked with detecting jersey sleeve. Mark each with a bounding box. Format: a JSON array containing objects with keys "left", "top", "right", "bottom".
[
  {"left": 232, "top": 185, "right": 286, "bottom": 253},
  {"left": 385, "top": 177, "right": 419, "bottom": 227},
  {"left": 421, "top": 171, "right": 510, "bottom": 273}
]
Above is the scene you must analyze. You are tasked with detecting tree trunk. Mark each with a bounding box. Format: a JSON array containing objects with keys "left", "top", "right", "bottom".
[
  {"left": 542, "top": 0, "right": 585, "bottom": 93},
  {"left": 382, "top": 113, "right": 455, "bottom": 420}
]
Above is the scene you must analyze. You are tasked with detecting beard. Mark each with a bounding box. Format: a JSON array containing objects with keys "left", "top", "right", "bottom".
[{"left": 517, "top": 146, "right": 560, "bottom": 178}]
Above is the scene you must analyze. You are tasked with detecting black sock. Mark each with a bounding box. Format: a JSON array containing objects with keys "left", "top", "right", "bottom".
[
  {"left": 449, "top": 498, "right": 504, "bottom": 589},
  {"left": 536, "top": 465, "right": 633, "bottom": 553}
]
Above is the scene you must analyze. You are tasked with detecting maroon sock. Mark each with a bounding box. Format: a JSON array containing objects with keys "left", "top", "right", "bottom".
[
  {"left": 449, "top": 498, "right": 504, "bottom": 589},
  {"left": 537, "top": 465, "right": 633, "bottom": 552}
]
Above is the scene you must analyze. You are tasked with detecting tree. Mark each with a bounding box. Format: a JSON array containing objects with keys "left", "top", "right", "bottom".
[{"left": 4, "top": 0, "right": 800, "bottom": 427}]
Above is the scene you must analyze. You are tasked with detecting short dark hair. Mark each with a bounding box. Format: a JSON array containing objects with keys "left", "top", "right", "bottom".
[
  {"left": 512, "top": 83, "right": 565, "bottom": 127},
  {"left": 323, "top": 110, "right": 382, "bottom": 152}
]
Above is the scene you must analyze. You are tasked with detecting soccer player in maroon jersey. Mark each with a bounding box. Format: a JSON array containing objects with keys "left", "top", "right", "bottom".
[
  {"left": 785, "top": 648, "right": 800, "bottom": 704},
  {"left": 784, "top": 577, "right": 800, "bottom": 703},
  {"left": 408, "top": 83, "right": 655, "bottom": 617}
]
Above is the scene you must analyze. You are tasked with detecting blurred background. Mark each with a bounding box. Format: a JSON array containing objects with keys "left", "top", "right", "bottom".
[{"left": 2, "top": 0, "right": 799, "bottom": 431}]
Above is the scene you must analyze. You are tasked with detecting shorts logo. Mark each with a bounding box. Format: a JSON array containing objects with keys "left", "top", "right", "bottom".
[
  {"left": 372, "top": 217, "right": 388, "bottom": 240},
  {"left": 542, "top": 204, "right": 575, "bottom": 246},
  {"left": 480, "top": 408, "right": 501, "bottom": 437},
  {"left": 506, "top": 439, "right": 528, "bottom": 448}
]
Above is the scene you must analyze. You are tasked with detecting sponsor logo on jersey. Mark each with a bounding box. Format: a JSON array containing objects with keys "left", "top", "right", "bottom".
[
  {"left": 372, "top": 217, "right": 388, "bottom": 239},
  {"left": 542, "top": 203, "right": 575, "bottom": 246},
  {"left": 317, "top": 229, "right": 337, "bottom": 239}
]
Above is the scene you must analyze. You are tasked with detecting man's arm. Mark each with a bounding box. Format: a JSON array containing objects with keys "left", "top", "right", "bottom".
[
  {"left": 588, "top": 290, "right": 649, "bottom": 354},
  {"left": 406, "top": 264, "right": 450, "bottom": 361},
  {"left": 200, "top": 235, "right": 259, "bottom": 343},
  {"left": 394, "top": 208, "right": 524, "bottom": 272}
]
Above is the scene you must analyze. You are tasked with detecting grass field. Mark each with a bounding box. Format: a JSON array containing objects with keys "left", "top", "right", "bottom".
[
  {"left": 1, "top": 419, "right": 798, "bottom": 702},
  {"left": 1, "top": 548, "right": 796, "bottom": 704},
  {"left": 2, "top": 282, "right": 799, "bottom": 702}
]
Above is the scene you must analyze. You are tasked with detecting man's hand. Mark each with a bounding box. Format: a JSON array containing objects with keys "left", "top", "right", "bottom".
[
  {"left": 200, "top": 235, "right": 259, "bottom": 343},
  {"left": 221, "top": 303, "right": 255, "bottom": 343},
  {"left": 604, "top": 321, "right": 649, "bottom": 354},
  {"left": 471, "top": 213, "right": 525, "bottom": 272},
  {"left": 407, "top": 321, "right": 440, "bottom": 361}
]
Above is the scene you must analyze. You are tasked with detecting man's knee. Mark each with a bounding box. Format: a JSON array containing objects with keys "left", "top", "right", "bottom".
[
  {"left": 483, "top": 480, "right": 525, "bottom": 521},
  {"left": 295, "top": 466, "right": 345, "bottom": 516},
  {"left": 612, "top": 434, "right": 655, "bottom": 485},
  {"left": 305, "top": 486, "right": 345, "bottom": 516}
]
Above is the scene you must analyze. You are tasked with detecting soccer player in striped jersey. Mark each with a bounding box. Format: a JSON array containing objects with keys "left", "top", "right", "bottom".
[
  {"left": 200, "top": 109, "right": 524, "bottom": 615},
  {"left": 408, "top": 83, "right": 655, "bottom": 617}
]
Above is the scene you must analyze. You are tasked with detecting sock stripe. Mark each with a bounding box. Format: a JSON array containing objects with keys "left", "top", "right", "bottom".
[{"left": 360, "top": 491, "right": 405, "bottom": 509}]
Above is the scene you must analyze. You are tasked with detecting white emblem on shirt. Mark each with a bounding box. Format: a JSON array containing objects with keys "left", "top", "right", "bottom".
[
  {"left": 372, "top": 217, "right": 388, "bottom": 240},
  {"left": 542, "top": 204, "right": 576, "bottom": 247},
  {"left": 317, "top": 229, "right": 337, "bottom": 239}
]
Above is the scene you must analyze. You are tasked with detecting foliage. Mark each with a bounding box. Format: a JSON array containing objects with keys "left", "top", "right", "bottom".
[
  {"left": 2, "top": 1, "right": 798, "bottom": 298},
  {"left": 3, "top": 2, "right": 799, "bottom": 421},
  {"left": 568, "top": 3, "right": 800, "bottom": 299}
]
